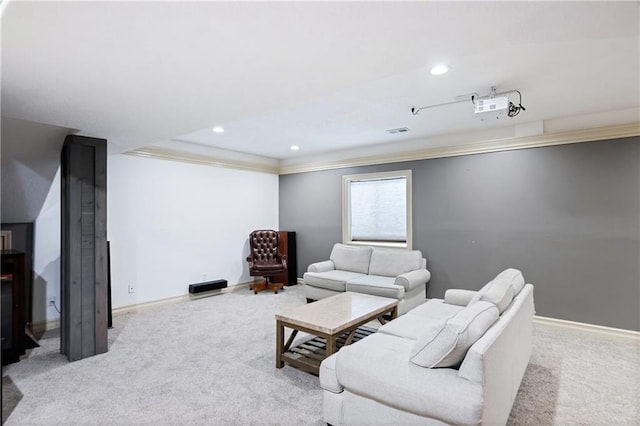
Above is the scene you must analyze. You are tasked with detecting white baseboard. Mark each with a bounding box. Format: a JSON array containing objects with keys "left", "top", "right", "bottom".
[
  {"left": 32, "top": 319, "right": 60, "bottom": 334},
  {"left": 112, "top": 281, "right": 253, "bottom": 315},
  {"left": 32, "top": 281, "right": 254, "bottom": 333},
  {"left": 534, "top": 315, "right": 640, "bottom": 340}
]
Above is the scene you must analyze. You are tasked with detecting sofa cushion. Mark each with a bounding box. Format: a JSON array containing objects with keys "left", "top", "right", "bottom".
[
  {"left": 410, "top": 301, "right": 499, "bottom": 368},
  {"left": 368, "top": 248, "right": 423, "bottom": 277},
  {"left": 470, "top": 276, "right": 515, "bottom": 313},
  {"left": 335, "top": 333, "right": 483, "bottom": 425},
  {"left": 406, "top": 299, "right": 464, "bottom": 321},
  {"left": 379, "top": 299, "right": 465, "bottom": 340},
  {"left": 303, "top": 270, "right": 366, "bottom": 292},
  {"left": 480, "top": 281, "right": 514, "bottom": 313},
  {"left": 346, "top": 275, "right": 404, "bottom": 300},
  {"left": 378, "top": 313, "right": 426, "bottom": 340},
  {"left": 330, "top": 244, "right": 373, "bottom": 274},
  {"left": 495, "top": 268, "right": 525, "bottom": 295}
]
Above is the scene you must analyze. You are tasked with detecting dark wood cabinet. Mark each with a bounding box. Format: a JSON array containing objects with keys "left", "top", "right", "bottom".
[
  {"left": 276, "top": 231, "right": 297, "bottom": 286},
  {"left": 1, "top": 223, "right": 34, "bottom": 329},
  {"left": 1, "top": 251, "right": 26, "bottom": 364}
]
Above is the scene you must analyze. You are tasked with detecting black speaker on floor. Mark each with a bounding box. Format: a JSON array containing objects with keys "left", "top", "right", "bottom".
[
  {"left": 189, "top": 279, "right": 228, "bottom": 294},
  {"left": 286, "top": 232, "right": 297, "bottom": 285},
  {"left": 278, "top": 231, "right": 297, "bottom": 286}
]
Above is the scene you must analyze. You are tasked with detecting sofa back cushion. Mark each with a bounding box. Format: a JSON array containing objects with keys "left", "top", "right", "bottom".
[
  {"left": 368, "top": 248, "right": 423, "bottom": 277},
  {"left": 495, "top": 268, "right": 525, "bottom": 295},
  {"left": 470, "top": 268, "right": 523, "bottom": 313},
  {"left": 330, "top": 243, "right": 373, "bottom": 274},
  {"left": 410, "top": 301, "right": 499, "bottom": 368},
  {"left": 472, "top": 279, "right": 514, "bottom": 313}
]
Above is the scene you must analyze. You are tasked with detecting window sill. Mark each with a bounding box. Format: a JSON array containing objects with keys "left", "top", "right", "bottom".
[{"left": 347, "top": 241, "right": 410, "bottom": 249}]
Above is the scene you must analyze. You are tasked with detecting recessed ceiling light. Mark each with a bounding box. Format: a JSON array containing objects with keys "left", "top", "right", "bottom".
[
  {"left": 212, "top": 126, "right": 224, "bottom": 133},
  {"left": 290, "top": 145, "right": 299, "bottom": 151},
  {"left": 430, "top": 65, "right": 449, "bottom": 75}
]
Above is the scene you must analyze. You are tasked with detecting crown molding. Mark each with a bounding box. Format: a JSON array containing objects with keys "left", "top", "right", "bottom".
[
  {"left": 124, "top": 123, "right": 639, "bottom": 176},
  {"left": 125, "top": 146, "right": 279, "bottom": 174},
  {"left": 278, "top": 122, "right": 640, "bottom": 175}
]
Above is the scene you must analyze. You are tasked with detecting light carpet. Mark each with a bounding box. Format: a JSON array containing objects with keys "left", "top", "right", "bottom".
[{"left": 2, "top": 285, "right": 639, "bottom": 425}]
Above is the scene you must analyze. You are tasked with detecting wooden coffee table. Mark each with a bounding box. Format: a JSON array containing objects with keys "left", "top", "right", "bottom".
[{"left": 275, "top": 292, "right": 398, "bottom": 375}]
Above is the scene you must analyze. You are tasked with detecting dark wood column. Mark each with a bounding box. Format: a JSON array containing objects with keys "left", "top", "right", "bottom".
[{"left": 60, "top": 135, "right": 108, "bottom": 361}]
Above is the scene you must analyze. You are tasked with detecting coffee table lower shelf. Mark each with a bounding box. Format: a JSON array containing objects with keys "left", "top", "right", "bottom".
[{"left": 281, "top": 326, "right": 377, "bottom": 376}]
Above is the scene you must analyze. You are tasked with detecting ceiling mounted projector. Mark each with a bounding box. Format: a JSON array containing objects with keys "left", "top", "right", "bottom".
[
  {"left": 474, "top": 96, "right": 509, "bottom": 121},
  {"left": 410, "top": 86, "right": 526, "bottom": 120}
]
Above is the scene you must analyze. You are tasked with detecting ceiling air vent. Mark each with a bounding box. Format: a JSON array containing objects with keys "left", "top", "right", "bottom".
[{"left": 387, "top": 127, "right": 410, "bottom": 134}]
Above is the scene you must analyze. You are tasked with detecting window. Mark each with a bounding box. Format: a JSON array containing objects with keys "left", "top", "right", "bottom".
[{"left": 342, "top": 170, "right": 412, "bottom": 249}]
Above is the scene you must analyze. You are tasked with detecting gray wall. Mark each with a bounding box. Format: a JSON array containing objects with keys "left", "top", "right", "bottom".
[
  {"left": 1, "top": 117, "right": 69, "bottom": 222},
  {"left": 280, "top": 137, "right": 640, "bottom": 331}
]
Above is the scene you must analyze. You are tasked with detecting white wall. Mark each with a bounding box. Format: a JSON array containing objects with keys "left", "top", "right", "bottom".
[
  {"left": 107, "top": 154, "right": 279, "bottom": 308},
  {"left": 32, "top": 169, "right": 61, "bottom": 324},
  {"left": 1, "top": 118, "right": 67, "bottom": 325}
]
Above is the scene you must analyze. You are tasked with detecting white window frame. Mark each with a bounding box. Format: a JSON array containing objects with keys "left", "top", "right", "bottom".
[{"left": 342, "top": 170, "right": 412, "bottom": 249}]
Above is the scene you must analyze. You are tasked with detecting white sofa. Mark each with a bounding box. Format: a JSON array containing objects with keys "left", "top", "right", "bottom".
[
  {"left": 303, "top": 243, "right": 431, "bottom": 315},
  {"left": 320, "top": 269, "right": 535, "bottom": 426}
]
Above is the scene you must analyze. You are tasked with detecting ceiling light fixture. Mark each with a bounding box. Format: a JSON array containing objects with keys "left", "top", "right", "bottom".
[
  {"left": 212, "top": 126, "right": 224, "bottom": 133},
  {"left": 290, "top": 145, "right": 299, "bottom": 151},
  {"left": 430, "top": 65, "right": 449, "bottom": 75}
]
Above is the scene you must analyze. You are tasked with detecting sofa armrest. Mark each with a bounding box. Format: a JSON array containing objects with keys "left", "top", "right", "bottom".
[
  {"left": 444, "top": 289, "right": 477, "bottom": 306},
  {"left": 319, "top": 353, "right": 343, "bottom": 393},
  {"left": 307, "top": 260, "right": 335, "bottom": 273},
  {"left": 394, "top": 268, "right": 431, "bottom": 291}
]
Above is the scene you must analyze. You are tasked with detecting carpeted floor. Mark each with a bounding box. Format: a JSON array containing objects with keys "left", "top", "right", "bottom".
[{"left": 2, "top": 285, "right": 639, "bottom": 425}]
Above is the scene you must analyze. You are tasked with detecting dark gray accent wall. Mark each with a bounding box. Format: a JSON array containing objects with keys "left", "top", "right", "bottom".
[{"left": 280, "top": 137, "right": 640, "bottom": 331}]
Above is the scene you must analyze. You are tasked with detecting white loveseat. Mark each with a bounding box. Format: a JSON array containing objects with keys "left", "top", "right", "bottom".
[
  {"left": 303, "top": 243, "right": 431, "bottom": 315},
  {"left": 320, "top": 269, "right": 535, "bottom": 426}
]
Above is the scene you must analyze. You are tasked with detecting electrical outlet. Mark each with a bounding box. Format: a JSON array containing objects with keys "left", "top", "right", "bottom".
[{"left": 128, "top": 284, "right": 135, "bottom": 294}]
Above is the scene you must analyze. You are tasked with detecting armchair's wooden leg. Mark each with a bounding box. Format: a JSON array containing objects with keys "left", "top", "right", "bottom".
[
  {"left": 251, "top": 279, "right": 268, "bottom": 294},
  {"left": 265, "top": 276, "right": 284, "bottom": 294},
  {"left": 267, "top": 282, "right": 284, "bottom": 294}
]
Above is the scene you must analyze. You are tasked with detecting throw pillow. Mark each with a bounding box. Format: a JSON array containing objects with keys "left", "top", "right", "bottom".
[{"left": 410, "top": 301, "right": 499, "bottom": 368}]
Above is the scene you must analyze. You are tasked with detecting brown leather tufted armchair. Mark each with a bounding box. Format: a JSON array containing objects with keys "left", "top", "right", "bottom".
[{"left": 246, "top": 230, "right": 287, "bottom": 294}]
